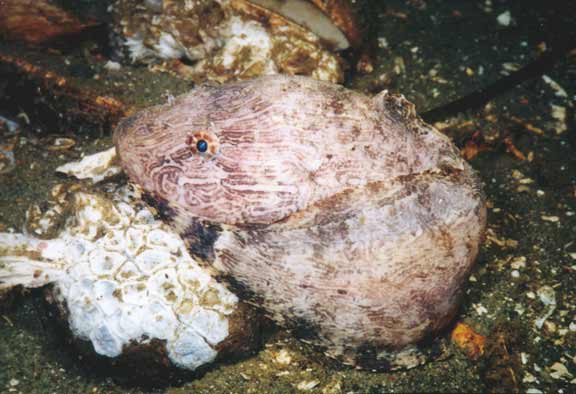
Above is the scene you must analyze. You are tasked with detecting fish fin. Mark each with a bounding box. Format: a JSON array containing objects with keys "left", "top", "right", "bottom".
[{"left": 0, "top": 233, "right": 65, "bottom": 290}]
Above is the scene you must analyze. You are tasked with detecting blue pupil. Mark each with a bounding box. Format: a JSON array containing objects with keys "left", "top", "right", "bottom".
[{"left": 196, "top": 139, "right": 208, "bottom": 153}]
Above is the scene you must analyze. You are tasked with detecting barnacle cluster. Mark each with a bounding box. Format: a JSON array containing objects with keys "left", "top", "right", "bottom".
[
  {"left": 0, "top": 179, "right": 256, "bottom": 370},
  {"left": 110, "top": 0, "right": 345, "bottom": 83}
]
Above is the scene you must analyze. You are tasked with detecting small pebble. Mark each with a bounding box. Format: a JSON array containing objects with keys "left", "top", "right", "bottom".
[
  {"left": 104, "top": 61, "right": 122, "bottom": 71},
  {"left": 549, "top": 362, "right": 573, "bottom": 380},
  {"left": 543, "top": 321, "right": 556, "bottom": 333},
  {"left": 297, "top": 380, "right": 320, "bottom": 391},
  {"left": 472, "top": 303, "right": 488, "bottom": 315},
  {"left": 274, "top": 349, "right": 293, "bottom": 365},
  {"left": 550, "top": 105, "right": 567, "bottom": 134},
  {"left": 511, "top": 170, "right": 524, "bottom": 179},
  {"left": 393, "top": 56, "right": 405, "bottom": 74},
  {"left": 510, "top": 256, "right": 526, "bottom": 269},
  {"left": 497, "top": 11, "right": 512, "bottom": 26},
  {"left": 502, "top": 63, "right": 519, "bottom": 72},
  {"left": 542, "top": 75, "right": 568, "bottom": 98},
  {"left": 523, "top": 372, "right": 537, "bottom": 383},
  {"left": 537, "top": 286, "right": 556, "bottom": 306},
  {"left": 47, "top": 137, "right": 75, "bottom": 151}
]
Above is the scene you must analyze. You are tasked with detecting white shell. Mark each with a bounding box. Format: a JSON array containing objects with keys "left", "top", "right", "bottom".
[
  {"left": 0, "top": 184, "right": 241, "bottom": 371},
  {"left": 56, "top": 147, "right": 121, "bottom": 183}
]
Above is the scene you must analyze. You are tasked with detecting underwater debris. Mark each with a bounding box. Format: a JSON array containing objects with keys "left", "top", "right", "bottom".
[
  {"left": 451, "top": 322, "right": 486, "bottom": 360},
  {"left": 0, "top": 0, "right": 98, "bottom": 46},
  {"left": 0, "top": 152, "right": 261, "bottom": 375},
  {"left": 110, "top": 0, "right": 362, "bottom": 83},
  {"left": 56, "top": 147, "right": 122, "bottom": 183},
  {"left": 0, "top": 54, "right": 127, "bottom": 131}
]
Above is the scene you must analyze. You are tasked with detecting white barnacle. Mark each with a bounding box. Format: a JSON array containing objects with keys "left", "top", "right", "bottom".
[{"left": 0, "top": 169, "right": 252, "bottom": 371}]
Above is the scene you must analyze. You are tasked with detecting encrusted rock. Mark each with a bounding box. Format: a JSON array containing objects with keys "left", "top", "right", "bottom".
[{"left": 0, "top": 183, "right": 261, "bottom": 376}]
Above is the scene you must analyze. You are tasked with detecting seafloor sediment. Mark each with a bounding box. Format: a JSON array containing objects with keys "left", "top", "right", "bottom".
[{"left": 0, "top": 0, "right": 575, "bottom": 393}]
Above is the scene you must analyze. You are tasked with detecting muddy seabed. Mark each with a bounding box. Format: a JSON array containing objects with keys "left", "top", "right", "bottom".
[{"left": 1, "top": 0, "right": 575, "bottom": 393}]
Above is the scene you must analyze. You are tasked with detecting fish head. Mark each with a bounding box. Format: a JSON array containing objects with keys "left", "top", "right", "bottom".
[{"left": 114, "top": 83, "right": 316, "bottom": 226}]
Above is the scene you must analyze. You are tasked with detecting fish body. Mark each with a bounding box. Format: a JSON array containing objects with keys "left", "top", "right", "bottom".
[{"left": 115, "top": 75, "right": 486, "bottom": 368}]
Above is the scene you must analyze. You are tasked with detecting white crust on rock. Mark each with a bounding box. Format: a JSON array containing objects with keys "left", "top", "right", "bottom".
[{"left": 0, "top": 186, "right": 240, "bottom": 370}]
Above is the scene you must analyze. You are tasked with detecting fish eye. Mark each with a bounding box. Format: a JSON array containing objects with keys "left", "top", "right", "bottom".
[
  {"left": 196, "top": 139, "right": 208, "bottom": 153},
  {"left": 187, "top": 131, "right": 218, "bottom": 157}
]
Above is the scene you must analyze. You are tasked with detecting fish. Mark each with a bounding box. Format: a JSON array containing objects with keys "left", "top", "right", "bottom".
[{"left": 114, "top": 75, "right": 486, "bottom": 369}]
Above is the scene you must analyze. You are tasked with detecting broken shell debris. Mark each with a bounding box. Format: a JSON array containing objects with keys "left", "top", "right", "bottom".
[
  {"left": 110, "top": 0, "right": 357, "bottom": 83},
  {"left": 46, "top": 137, "right": 76, "bottom": 152},
  {"left": 56, "top": 147, "right": 122, "bottom": 183}
]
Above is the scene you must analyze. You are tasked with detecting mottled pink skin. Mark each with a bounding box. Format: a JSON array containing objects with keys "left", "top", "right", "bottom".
[
  {"left": 115, "top": 75, "right": 486, "bottom": 368},
  {"left": 115, "top": 76, "right": 462, "bottom": 226}
]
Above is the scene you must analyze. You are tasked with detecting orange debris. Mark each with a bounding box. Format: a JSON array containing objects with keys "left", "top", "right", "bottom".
[
  {"left": 0, "top": 0, "right": 97, "bottom": 45},
  {"left": 504, "top": 137, "right": 527, "bottom": 161},
  {"left": 451, "top": 322, "right": 486, "bottom": 360}
]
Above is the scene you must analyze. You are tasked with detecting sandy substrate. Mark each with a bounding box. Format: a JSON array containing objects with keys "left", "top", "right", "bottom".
[{"left": 1, "top": 0, "right": 574, "bottom": 393}]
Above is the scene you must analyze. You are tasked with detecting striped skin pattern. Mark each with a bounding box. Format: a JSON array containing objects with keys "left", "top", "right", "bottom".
[{"left": 115, "top": 75, "right": 486, "bottom": 369}]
